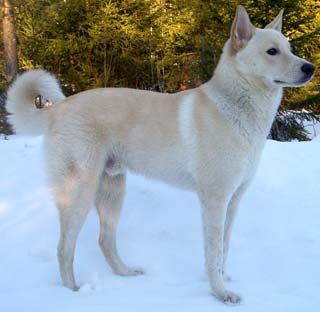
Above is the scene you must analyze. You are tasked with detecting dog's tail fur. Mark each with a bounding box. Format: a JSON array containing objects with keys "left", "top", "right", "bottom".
[{"left": 6, "top": 69, "right": 65, "bottom": 136}]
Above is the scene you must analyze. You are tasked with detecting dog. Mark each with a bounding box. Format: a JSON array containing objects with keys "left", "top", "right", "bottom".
[{"left": 6, "top": 6, "right": 314, "bottom": 304}]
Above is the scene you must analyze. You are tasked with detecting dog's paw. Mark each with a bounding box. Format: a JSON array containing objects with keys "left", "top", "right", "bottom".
[
  {"left": 218, "top": 290, "right": 242, "bottom": 304},
  {"left": 126, "top": 268, "right": 144, "bottom": 276},
  {"left": 223, "top": 272, "right": 232, "bottom": 282},
  {"left": 64, "top": 284, "right": 80, "bottom": 292},
  {"left": 117, "top": 268, "right": 144, "bottom": 276}
]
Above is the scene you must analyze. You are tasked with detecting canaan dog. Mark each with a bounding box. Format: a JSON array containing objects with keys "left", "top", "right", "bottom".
[{"left": 6, "top": 5, "right": 315, "bottom": 304}]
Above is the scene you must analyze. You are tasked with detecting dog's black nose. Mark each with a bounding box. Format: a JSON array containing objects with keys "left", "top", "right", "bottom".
[{"left": 301, "top": 63, "right": 315, "bottom": 77}]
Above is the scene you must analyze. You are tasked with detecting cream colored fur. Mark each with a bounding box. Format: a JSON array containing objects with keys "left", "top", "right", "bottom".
[{"left": 6, "top": 6, "right": 314, "bottom": 304}]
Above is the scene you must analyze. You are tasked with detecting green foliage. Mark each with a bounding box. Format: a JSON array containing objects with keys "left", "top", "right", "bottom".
[
  {"left": 270, "top": 110, "right": 320, "bottom": 141},
  {"left": 1, "top": 0, "right": 320, "bottom": 140},
  {"left": 0, "top": 94, "right": 12, "bottom": 135}
]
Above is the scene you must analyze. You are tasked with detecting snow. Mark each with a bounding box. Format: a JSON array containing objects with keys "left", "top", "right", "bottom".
[{"left": 0, "top": 136, "right": 319, "bottom": 312}]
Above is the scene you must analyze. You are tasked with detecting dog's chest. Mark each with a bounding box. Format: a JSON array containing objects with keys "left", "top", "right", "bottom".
[{"left": 242, "top": 142, "right": 264, "bottom": 180}]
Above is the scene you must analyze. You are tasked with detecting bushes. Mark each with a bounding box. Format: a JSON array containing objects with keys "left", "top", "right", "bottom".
[
  {"left": 0, "top": 94, "right": 13, "bottom": 136},
  {"left": 1, "top": 0, "right": 319, "bottom": 140}
]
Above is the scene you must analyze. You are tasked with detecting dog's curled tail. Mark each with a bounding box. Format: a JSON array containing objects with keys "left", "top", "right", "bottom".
[{"left": 6, "top": 69, "right": 65, "bottom": 136}]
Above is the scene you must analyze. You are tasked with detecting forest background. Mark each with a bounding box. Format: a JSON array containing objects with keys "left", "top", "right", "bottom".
[{"left": 1, "top": 0, "right": 319, "bottom": 140}]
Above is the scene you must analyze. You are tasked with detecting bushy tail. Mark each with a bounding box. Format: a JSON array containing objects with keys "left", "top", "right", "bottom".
[{"left": 6, "top": 69, "right": 65, "bottom": 136}]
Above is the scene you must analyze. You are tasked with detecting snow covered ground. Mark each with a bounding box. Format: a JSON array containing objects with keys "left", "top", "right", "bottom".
[{"left": 0, "top": 135, "right": 319, "bottom": 312}]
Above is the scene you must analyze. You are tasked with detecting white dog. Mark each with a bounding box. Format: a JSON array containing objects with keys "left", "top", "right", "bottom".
[{"left": 6, "top": 6, "right": 314, "bottom": 304}]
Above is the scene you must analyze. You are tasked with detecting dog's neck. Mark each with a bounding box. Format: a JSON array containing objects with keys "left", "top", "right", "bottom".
[{"left": 202, "top": 53, "right": 283, "bottom": 144}]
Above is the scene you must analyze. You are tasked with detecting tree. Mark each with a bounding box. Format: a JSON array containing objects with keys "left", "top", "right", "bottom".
[
  {"left": 1, "top": 0, "right": 319, "bottom": 140},
  {"left": 2, "top": 0, "right": 18, "bottom": 81}
]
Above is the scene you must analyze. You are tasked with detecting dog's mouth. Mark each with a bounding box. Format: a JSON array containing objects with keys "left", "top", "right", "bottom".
[{"left": 274, "top": 76, "right": 313, "bottom": 86}]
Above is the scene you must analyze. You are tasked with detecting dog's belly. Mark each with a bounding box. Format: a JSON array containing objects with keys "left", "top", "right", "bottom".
[
  {"left": 126, "top": 155, "right": 197, "bottom": 191},
  {"left": 141, "top": 169, "right": 196, "bottom": 191}
]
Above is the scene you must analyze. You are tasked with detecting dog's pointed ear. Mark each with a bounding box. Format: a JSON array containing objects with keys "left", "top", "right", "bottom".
[
  {"left": 265, "top": 9, "right": 284, "bottom": 32},
  {"left": 230, "top": 5, "right": 255, "bottom": 52}
]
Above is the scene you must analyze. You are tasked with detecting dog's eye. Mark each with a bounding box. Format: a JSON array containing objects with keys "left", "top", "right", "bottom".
[{"left": 266, "top": 48, "right": 278, "bottom": 55}]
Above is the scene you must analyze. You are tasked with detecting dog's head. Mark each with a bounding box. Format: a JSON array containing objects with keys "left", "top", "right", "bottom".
[{"left": 227, "top": 5, "right": 315, "bottom": 88}]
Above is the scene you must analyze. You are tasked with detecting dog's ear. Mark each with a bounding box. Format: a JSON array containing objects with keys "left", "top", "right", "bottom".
[
  {"left": 230, "top": 5, "right": 255, "bottom": 52},
  {"left": 265, "top": 9, "right": 284, "bottom": 32}
]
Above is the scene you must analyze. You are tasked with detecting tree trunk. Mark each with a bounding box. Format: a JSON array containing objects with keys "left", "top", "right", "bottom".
[{"left": 2, "top": 0, "right": 18, "bottom": 81}]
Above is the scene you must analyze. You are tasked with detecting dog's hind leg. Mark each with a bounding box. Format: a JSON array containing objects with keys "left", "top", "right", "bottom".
[
  {"left": 55, "top": 167, "right": 100, "bottom": 291},
  {"left": 95, "top": 171, "right": 144, "bottom": 276}
]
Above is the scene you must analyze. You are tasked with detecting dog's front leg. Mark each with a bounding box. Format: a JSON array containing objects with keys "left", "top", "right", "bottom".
[
  {"left": 199, "top": 189, "right": 241, "bottom": 304},
  {"left": 223, "top": 181, "right": 250, "bottom": 282}
]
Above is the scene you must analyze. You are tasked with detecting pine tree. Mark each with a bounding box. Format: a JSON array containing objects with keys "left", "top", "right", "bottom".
[{"left": 1, "top": 0, "right": 319, "bottom": 140}]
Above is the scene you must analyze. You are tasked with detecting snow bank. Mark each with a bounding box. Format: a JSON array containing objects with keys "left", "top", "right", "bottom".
[{"left": 0, "top": 136, "right": 319, "bottom": 312}]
